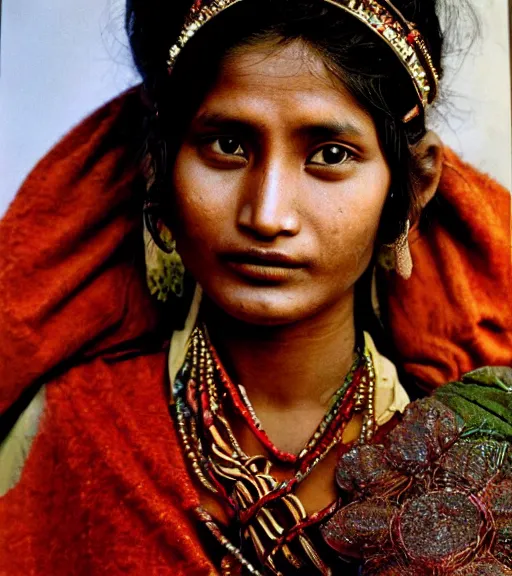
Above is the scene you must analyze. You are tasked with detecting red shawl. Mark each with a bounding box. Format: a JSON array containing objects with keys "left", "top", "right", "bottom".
[{"left": 0, "top": 88, "right": 510, "bottom": 575}]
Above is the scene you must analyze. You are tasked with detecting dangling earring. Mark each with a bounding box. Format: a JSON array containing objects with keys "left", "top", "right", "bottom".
[
  {"left": 378, "top": 219, "right": 413, "bottom": 280},
  {"left": 143, "top": 216, "right": 185, "bottom": 302},
  {"left": 142, "top": 150, "right": 186, "bottom": 302},
  {"left": 393, "top": 219, "right": 413, "bottom": 280}
]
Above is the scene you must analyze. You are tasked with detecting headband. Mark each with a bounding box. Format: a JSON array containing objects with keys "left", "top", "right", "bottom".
[{"left": 167, "top": 0, "right": 439, "bottom": 124}]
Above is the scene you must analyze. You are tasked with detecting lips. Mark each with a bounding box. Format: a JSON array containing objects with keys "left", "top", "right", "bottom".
[{"left": 220, "top": 249, "right": 306, "bottom": 282}]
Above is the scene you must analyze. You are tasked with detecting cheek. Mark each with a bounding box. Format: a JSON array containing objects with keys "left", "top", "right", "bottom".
[
  {"left": 172, "top": 149, "right": 232, "bottom": 249},
  {"left": 316, "top": 167, "right": 390, "bottom": 274}
]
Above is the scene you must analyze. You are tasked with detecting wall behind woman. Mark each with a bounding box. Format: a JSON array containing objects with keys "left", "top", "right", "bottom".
[
  {"left": 431, "top": 0, "right": 511, "bottom": 190},
  {"left": 0, "top": 0, "right": 510, "bottom": 217}
]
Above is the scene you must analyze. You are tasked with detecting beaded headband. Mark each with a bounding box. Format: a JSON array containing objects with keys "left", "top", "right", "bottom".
[{"left": 167, "top": 0, "right": 439, "bottom": 123}]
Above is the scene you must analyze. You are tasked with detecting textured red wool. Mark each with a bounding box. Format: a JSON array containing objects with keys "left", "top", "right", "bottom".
[
  {"left": 0, "top": 87, "right": 510, "bottom": 574},
  {"left": 384, "top": 148, "right": 512, "bottom": 389}
]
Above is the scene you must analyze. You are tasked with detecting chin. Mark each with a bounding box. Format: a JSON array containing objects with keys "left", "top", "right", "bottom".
[
  {"left": 230, "top": 308, "right": 301, "bottom": 327},
  {"left": 208, "top": 284, "right": 314, "bottom": 327}
]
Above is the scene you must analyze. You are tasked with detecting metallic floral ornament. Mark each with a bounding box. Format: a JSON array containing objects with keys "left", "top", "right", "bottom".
[
  {"left": 167, "top": 0, "right": 439, "bottom": 123},
  {"left": 321, "top": 396, "right": 512, "bottom": 574}
]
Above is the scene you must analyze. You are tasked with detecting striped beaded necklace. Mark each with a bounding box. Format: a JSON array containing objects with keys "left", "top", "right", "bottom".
[{"left": 171, "top": 324, "right": 376, "bottom": 575}]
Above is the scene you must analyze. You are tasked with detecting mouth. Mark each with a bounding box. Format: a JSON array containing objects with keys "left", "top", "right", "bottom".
[{"left": 220, "top": 249, "right": 306, "bottom": 283}]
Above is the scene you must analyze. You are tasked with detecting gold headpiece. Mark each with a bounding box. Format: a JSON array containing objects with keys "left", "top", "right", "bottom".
[{"left": 167, "top": 0, "right": 439, "bottom": 123}]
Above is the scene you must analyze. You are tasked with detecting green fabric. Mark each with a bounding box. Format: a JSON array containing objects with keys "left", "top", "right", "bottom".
[
  {"left": 0, "top": 386, "right": 46, "bottom": 496},
  {"left": 434, "top": 366, "right": 512, "bottom": 440}
]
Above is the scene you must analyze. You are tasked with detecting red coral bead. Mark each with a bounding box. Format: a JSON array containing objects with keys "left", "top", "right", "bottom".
[{"left": 407, "top": 30, "right": 419, "bottom": 45}]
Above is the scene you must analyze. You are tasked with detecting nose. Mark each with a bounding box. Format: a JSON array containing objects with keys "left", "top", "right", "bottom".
[{"left": 236, "top": 160, "right": 301, "bottom": 240}]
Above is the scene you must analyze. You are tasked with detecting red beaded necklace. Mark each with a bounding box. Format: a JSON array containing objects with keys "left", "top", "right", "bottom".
[
  {"left": 172, "top": 324, "right": 376, "bottom": 575},
  {"left": 206, "top": 334, "right": 365, "bottom": 465}
]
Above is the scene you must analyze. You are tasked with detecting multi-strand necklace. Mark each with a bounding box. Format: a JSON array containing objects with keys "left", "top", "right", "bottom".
[{"left": 171, "top": 324, "right": 376, "bottom": 575}]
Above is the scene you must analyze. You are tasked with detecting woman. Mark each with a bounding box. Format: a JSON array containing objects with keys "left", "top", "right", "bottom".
[{"left": 0, "top": 0, "right": 511, "bottom": 574}]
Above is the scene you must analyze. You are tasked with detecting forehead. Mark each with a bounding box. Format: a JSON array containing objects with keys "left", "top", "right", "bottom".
[{"left": 195, "top": 40, "right": 375, "bottom": 132}]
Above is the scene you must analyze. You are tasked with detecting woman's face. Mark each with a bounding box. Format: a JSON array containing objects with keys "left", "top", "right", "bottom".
[{"left": 172, "top": 40, "right": 391, "bottom": 326}]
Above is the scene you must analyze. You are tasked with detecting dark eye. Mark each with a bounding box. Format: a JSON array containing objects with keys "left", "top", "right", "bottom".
[
  {"left": 211, "top": 137, "right": 245, "bottom": 157},
  {"left": 309, "top": 145, "right": 350, "bottom": 166}
]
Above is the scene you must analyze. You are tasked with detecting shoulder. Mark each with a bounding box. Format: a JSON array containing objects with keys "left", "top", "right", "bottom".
[
  {"left": 0, "top": 349, "right": 175, "bottom": 497},
  {"left": 0, "top": 86, "right": 161, "bottom": 416},
  {"left": 0, "top": 354, "right": 216, "bottom": 575}
]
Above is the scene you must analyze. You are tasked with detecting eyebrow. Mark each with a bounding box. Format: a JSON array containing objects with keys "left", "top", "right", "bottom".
[
  {"left": 294, "top": 120, "right": 365, "bottom": 141},
  {"left": 193, "top": 112, "right": 256, "bottom": 134},
  {"left": 192, "top": 112, "right": 366, "bottom": 141}
]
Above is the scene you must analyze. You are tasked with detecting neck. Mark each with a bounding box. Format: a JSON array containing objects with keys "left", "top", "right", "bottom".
[{"left": 203, "top": 293, "right": 357, "bottom": 410}]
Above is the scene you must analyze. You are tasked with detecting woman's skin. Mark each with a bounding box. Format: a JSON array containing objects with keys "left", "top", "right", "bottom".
[{"left": 172, "top": 39, "right": 443, "bottom": 518}]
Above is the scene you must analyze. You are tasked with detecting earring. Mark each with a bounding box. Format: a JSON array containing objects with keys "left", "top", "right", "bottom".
[
  {"left": 142, "top": 151, "right": 186, "bottom": 302},
  {"left": 144, "top": 220, "right": 185, "bottom": 302},
  {"left": 393, "top": 219, "right": 413, "bottom": 280},
  {"left": 378, "top": 219, "right": 413, "bottom": 280}
]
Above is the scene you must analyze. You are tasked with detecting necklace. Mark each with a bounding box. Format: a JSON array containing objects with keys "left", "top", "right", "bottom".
[{"left": 171, "top": 324, "right": 376, "bottom": 575}]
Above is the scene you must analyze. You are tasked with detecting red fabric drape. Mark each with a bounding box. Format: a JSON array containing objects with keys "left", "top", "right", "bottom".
[{"left": 385, "top": 149, "right": 512, "bottom": 389}]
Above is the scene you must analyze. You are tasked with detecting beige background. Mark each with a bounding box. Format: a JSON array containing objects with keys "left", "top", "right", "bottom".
[
  {"left": 0, "top": 0, "right": 510, "bottom": 217},
  {"left": 431, "top": 0, "right": 511, "bottom": 190}
]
